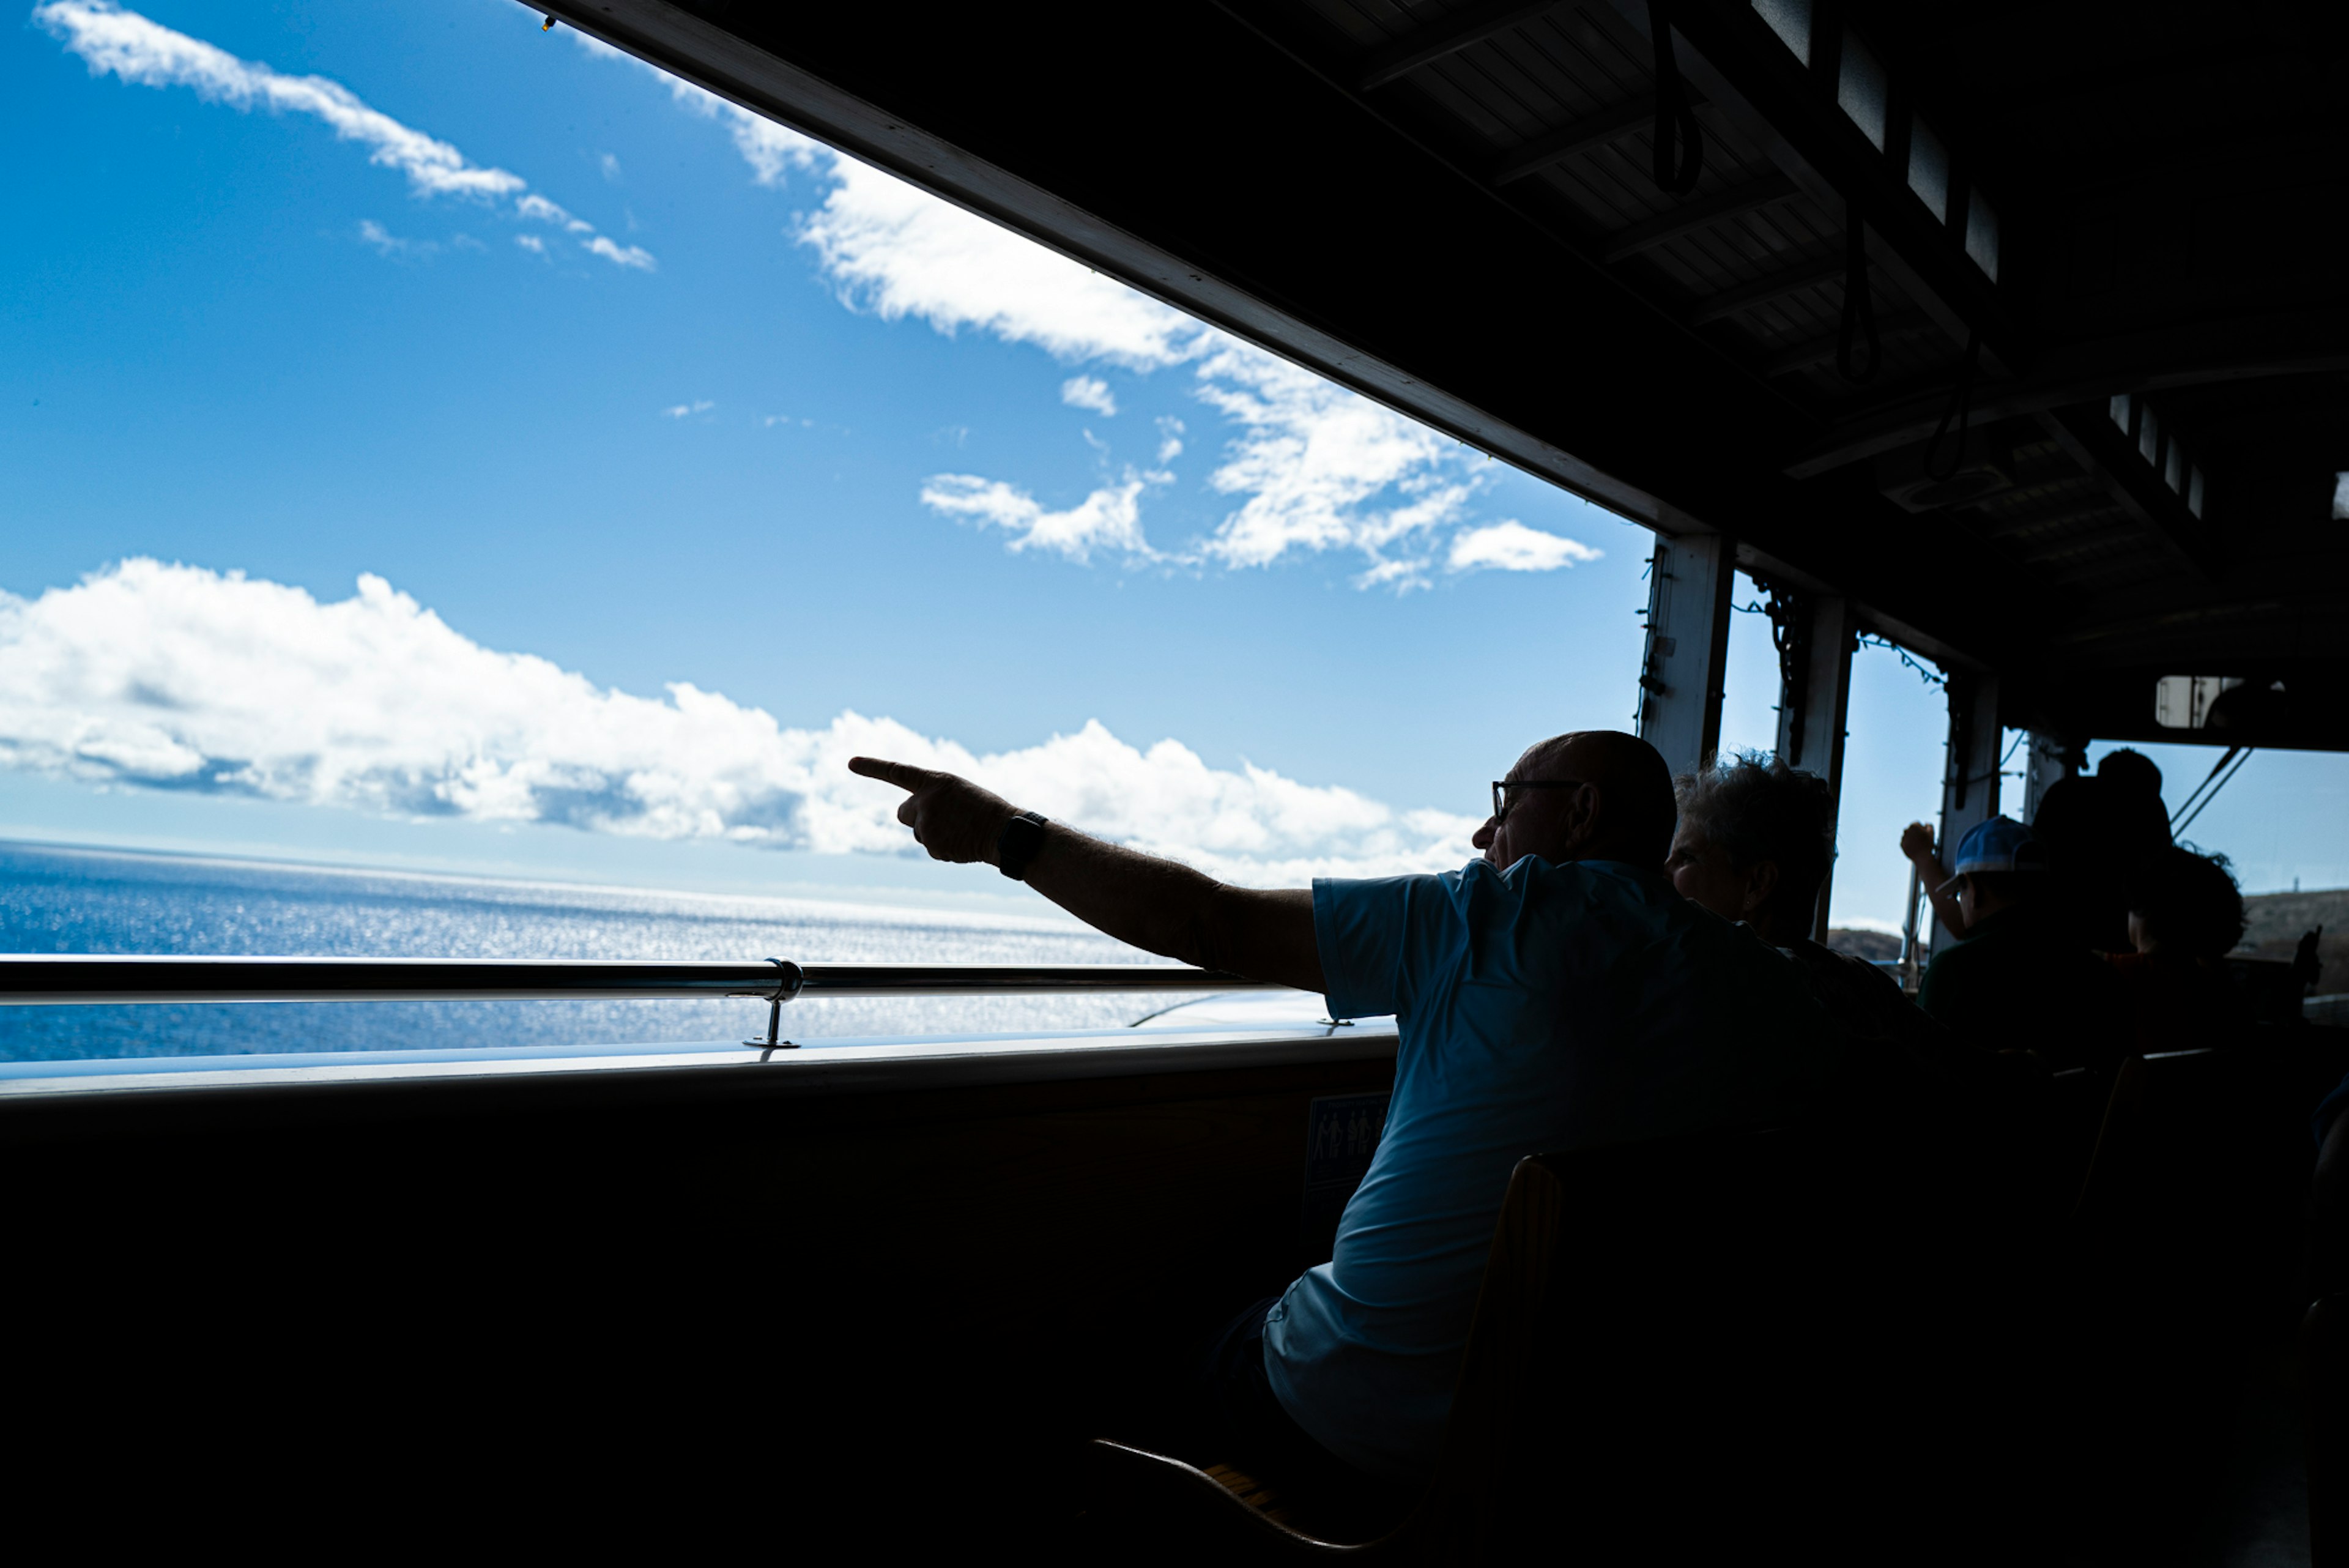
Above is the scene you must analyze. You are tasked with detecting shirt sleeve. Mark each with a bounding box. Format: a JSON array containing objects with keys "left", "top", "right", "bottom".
[{"left": 1312, "top": 873, "right": 1452, "bottom": 1022}]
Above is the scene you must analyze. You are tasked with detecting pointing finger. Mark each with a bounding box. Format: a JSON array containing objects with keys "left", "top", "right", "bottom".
[{"left": 848, "top": 756, "right": 939, "bottom": 792}]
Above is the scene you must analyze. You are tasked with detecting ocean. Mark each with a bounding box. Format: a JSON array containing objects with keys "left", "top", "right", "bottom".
[{"left": 0, "top": 840, "right": 1182, "bottom": 1061}]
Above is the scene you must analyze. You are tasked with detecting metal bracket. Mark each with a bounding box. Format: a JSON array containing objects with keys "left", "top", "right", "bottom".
[{"left": 742, "top": 958, "right": 806, "bottom": 1060}]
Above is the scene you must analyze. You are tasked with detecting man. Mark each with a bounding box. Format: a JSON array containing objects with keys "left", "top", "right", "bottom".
[
  {"left": 850, "top": 731, "right": 1839, "bottom": 1484},
  {"left": 1668, "top": 754, "right": 2021, "bottom": 1096},
  {"left": 2031, "top": 749, "right": 2175, "bottom": 953},
  {"left": 1917, "top": 816, "right": 2121, "bottom": 1069}
]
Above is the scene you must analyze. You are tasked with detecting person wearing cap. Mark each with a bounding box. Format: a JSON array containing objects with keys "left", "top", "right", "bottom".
[{"left": 1917, "top": 817, "right": 2124, "bottom": 1069}]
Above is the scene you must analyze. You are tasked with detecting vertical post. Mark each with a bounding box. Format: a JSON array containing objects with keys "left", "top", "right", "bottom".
[
  {"left": 1931, "top": 670, "right": 2002, "bottom": 956},
  {"left": 1635, "top": 533, "right": 1735, "bottom": 777},
  {"left": 1775, "top": 595, "right": 1860, "bottom": 943},
  {"left": 2019, "top": 732, "right": 2082, "bottom": 824}
]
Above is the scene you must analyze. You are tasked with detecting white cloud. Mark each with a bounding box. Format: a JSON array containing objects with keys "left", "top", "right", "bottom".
[
  {"left": 515, "top": 234, "right": 546, "bottom": 255},
  {"left": 40, "top": 4, "right": 656, "bottom": 271},
  {"left": 0, "top": 561, "right": 1479, "bottom": 883},
  {"left": 586, "top": 235, "right": 657, "bottom": 272},
  {"left": 920, "top": 474, "right": 1159, "bottom": 563},
  {"left": 662, "top": 401, "right": 715, "bottom": 418},
  {"left": 800, "top": 163, "right": 1198, "bottom": 368},
  {"left": 573, "top": 28, "right": 1600, "bottom": 587},
  {"left": 517, "top": 194, "right": 593, "bottom": 234},
  {"left": 1192, "top": 340, "right": 1472, "bottom": 579},
  {"left": 598, "top": 151, "right": 623, "bottom": 182},
  {"left": 1446, "top": 521, "right": 1603, "bottom": 574},
  {"left": 36, "top": 1, "right": 522, "bottom": 199},
  {"left": 1061, "top": 376, "right": 1118, "bottom": 417},
  {"left": 356, "top": 218, "right": 432, "bottom": 258}
]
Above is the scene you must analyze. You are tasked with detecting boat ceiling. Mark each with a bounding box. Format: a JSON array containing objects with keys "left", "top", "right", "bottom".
[{"left": 547, "top": 0, "right": 2349, "bottom": 748}]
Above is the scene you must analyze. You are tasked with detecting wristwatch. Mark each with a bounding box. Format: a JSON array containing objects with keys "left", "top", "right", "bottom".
[{"left": 996, "top": 810, "right": 1050, "bottom": 881}]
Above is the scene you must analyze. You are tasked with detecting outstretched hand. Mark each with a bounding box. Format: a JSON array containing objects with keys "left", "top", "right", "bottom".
[{"left": 848, "top": 756, "right": 1017, "bottom": 866}]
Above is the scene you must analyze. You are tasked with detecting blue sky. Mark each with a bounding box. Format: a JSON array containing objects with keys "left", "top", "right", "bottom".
[{"left": 3, "top": 0, "right": 2342, "bottom": 929}]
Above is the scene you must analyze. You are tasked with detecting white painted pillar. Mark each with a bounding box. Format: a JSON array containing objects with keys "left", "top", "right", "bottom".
[
  {"left": 1635, "top": 533, "right": 1735, "bottom": 777},
  {"left": 1775, "top": 595, "right": 1860, "bottom": 943},
  {"left": 2019, "top": 732, "right": 2081, "bottom": 824},
  {"left": 1931, "top": 670, "right": 2003, "bottom": 956}
]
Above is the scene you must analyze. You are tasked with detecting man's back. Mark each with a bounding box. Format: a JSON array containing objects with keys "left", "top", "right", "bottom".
[
  {"left": 1266, "top": 856, "right": 1841, "bottom": 1481},
  {"left": 1919, "top": 904, "right": 2122, "bottom": 1069}
]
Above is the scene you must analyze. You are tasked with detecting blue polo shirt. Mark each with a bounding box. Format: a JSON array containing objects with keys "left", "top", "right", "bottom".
[{"left": 1263, "top": 856, "right": 1841, "bottom": 1481}]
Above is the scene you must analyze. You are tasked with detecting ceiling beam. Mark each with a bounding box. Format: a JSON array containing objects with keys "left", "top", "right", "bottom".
[
  {"left": 1488, "top": 94, "right": 1657, "bottom": 185},
  {"left": 2039, "top": 408, "right": 2221, "bottom": 581},
  {"left": 1685, "top": 253, "right": 1843, "bottom": 325},
  {"left": 1787, "top": 310, "right": 2349, "bottom": 478},
  {"left": 1600, "top": 173, "right": 1799, "bottom": 263},
  {"left": 1761, "top": 311, "right": 1940, "bottom": 379},
  {"left": 1629, "top": 0, "right": 2019, "bottom": 378},
  {"left": 1355, "top": 0, "right": 1562, "bottom": 91}
]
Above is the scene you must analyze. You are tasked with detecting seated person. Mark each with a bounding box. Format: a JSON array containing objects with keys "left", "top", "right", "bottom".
[
  {"left": 2030, "top": 749, "right": 2175, "bottom": 953},
  {"left": 848, "top": 731, "right": 1841, "bottom": 1486},
  {"left": 2105, "top": 845, "right": 2250, "bottom": 1054},
  {"left": 1668, "top": 755, "right": 2029, "bottom": 1099},
  {"left": 1918, "top": 817, "right": 2123, "bottom": 1071}
]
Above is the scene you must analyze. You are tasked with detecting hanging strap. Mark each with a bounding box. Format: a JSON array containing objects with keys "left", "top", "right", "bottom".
[
  {"left": 1836, "top": 206, "right": 1881, "bottom": 384},
  {"left": 1923, "top": 332, "right": 1983, "bottom": 483},
  {"left": 1649, "top": 4, "right": 1704, "bottom": 196}
]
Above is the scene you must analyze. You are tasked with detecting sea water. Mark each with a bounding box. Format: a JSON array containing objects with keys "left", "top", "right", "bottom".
[{"left": 0, "top": 841, "right": 1176, "bottom": 1061}]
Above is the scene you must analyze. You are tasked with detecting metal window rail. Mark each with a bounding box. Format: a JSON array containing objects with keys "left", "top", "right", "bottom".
[{"left": 0, "top": 956, "right": 1288, "bottom": 1051}]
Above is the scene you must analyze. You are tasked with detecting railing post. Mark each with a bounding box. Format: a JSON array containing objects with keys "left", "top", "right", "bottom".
[
  {"left": 1931, "top": 670, "right": 2003, "bottom": 956},
  {"left": 1775, "top": 595, "right": 1860, "bottom": 943},
  {"left": 1635, "top": 532, "right": 1735, "bottom": 776}
]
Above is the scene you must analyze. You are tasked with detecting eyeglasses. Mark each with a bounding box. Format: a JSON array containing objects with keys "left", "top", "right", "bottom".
[{"left": 1491, "top": 778, "right": 1589, "bottom": 823}]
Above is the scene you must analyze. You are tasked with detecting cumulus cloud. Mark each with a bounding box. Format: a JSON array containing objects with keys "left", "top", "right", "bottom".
[
  {"left": 1061, "top": 376, "right": 1118, "bottom": 417},
  {"left": 39, "top": 2, "right": 654, "bottom": 270},
  {"left": 1447, "top": 521, "right": 1605, "bottom": 574},
  {"left": 515, "top": 234, "right": 546, "bottom": 255},
  {"left": 0, "top": 562, "right": 1479, "bottom": 883}
]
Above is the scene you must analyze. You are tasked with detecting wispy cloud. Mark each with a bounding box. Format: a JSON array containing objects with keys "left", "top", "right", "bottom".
[
  {"left": 919, "top": 473, "right": 1162, "bottom": 564},
  {"left": 0, "top": 561, "right": 1479, "bottom": 883},
  {"left": 662, "top": 400, "right": 715, "bottom": 419},
  {"left": 561, "top": 25, "right": 1606, "bottom": 585},
  {"left": 1061, "top": 376, "right": 1118, "bottom": 417},
  {"left": 38, "top": 2, "right": 655, "bottom": 270},
  {"left": 515, "top": 234, "right": 546, "bottom": 255},
  {"left": 586, "top": 236, "right": 656, "bottom": 272},
  {"left": 35, "top": 1, "right": 521, "bottom": 199},
  {"left": 1447, "top": 521, "right": 1604, "bottom": 574},
  {"left": 516, "top": 194, "right": 593, "bottom": 234},
  {"left": 356, "top": 218, "right": 434, "bottom": 259}
]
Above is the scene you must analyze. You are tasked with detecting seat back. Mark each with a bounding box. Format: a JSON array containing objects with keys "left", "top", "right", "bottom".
[{"left": 1407, "top": 1124, "right": 2034, "bottom": 1564}]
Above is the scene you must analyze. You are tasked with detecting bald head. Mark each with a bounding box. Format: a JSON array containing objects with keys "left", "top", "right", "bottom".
[{"left": 1474, "top": 730, "right": 1678, "bottom": 871}]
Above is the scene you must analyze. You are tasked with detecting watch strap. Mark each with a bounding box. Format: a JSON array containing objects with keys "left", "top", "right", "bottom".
[{"left": 996, "top": 811, "right": 1050, "bottom": 880}]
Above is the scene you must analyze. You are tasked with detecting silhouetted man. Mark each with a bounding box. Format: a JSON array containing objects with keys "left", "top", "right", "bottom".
[{"left": 851, "top": 730, "right": 1838, "bottom": 1484}]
